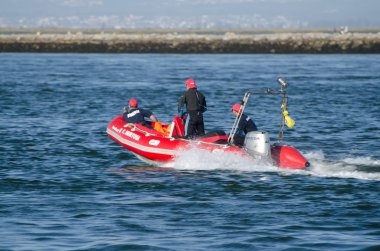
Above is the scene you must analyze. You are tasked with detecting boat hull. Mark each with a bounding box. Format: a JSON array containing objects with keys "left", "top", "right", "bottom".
[{"left": 107, "top": 115, "right": 309, "bottom": 170}]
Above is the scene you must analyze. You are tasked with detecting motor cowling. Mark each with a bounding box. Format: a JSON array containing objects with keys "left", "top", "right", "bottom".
[{"left": 243, "top": 131, "right": 272, "bottom": 160}]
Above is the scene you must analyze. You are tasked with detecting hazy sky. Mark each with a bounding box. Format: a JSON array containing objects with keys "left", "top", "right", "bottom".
[{"left": 1, "top": 0, "right": 379, "bottom": 29}]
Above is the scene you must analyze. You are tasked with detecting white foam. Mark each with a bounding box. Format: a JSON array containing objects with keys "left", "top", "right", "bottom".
[
  {"left": 172, "top": 147, "right": 380, "bottom": 181},
  {"left": 304, "top": 150, "right": 325, "bottom": 160},
  {"left": 342, "top": 156, "right": 380, "bottom": 166},
  {"left": 172, "top": 146, "right": 278, "bottom": 172},
  {"left": 305, "top": 151, "right": 380, "bottom": 181}
]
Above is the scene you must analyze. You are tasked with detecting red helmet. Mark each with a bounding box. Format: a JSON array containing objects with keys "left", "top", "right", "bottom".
[
  {"left": 231, "top": 104, "right": 241, "bottom": 112},
  {"left": 185, "top": 78, "right": 197, "bottom": 89},
  {"left": 129, "top": 98, "right": 138, "bottom": 107}
]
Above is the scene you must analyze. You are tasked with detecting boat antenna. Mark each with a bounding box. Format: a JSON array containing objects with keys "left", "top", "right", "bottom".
[
  {"left": 277, "top": 78, "right": 295, "bottom": 143},
  {"left": 278, "top": 77, "right": 286, "bottom": 143}
]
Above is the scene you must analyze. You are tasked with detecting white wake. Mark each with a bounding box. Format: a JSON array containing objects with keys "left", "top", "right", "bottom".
[{"left": 171, "top": 147, "right": 380, "bottom": 181}]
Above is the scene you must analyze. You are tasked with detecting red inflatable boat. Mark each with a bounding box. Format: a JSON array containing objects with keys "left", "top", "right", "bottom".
[
  {"left": 107, "top": 78, "right": 309, "bottom": 170},
  {"left": 107, "top": 115, "right": 309, "bottom": 170}
]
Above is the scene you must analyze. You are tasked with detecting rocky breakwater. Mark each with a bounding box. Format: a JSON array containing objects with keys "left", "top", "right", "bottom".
[{"left": 1, "top": 31, "right": 380, "bottom": 53}]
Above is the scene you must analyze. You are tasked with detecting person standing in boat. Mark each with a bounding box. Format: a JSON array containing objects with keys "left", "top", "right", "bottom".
[
  {"left": 178, "top": 78, "right": 207, "bottom": 137},
  {"left": 231, "top": 103, "right": 258, "bottom": 146},
  {"left": 123, "top": 98, "right": 158, "bottom": 128}
]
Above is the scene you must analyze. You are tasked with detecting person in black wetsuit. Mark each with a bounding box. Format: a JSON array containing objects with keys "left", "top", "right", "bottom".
[
  {"left": 123, "top": 98, "right": 158, "bottom": 128},
  {"left": 231, "top": 103, "right": 258, "bottom": 146},
  {"left": 178, "top": 78, "right": 207, "bottom": 137}
]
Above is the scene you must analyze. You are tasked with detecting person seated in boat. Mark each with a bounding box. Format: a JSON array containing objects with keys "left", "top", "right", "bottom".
[
  {"left": 178, "top": 78, "right": 207, "bottom": 137},
  {"left": 123, "top": 98, "right": 158, "bottom": 129},
  {"left": 231, "top": 103, "right": 258, "bottom": 146}
]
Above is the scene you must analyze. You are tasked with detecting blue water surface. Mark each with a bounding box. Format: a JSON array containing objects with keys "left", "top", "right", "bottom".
[{"left": 1, "top": 53, "right": 380, "bottom": 251}]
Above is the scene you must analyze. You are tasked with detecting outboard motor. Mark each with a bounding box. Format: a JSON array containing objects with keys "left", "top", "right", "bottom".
[{"left": 243, "top": 131, "right": 272, "bottom": 161}]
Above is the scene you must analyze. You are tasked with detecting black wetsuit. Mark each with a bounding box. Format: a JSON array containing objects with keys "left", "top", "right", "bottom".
[
  {"left": 178, "top": 88, "right": 207, "bottom": 136},
  {"left": 233, "top": 113, "right": 258, "bottom": 146}
]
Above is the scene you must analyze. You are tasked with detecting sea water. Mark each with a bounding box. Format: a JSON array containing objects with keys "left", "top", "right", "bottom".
[{"left": 1, "top": 54, "right": 379, "bottom": 250}]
